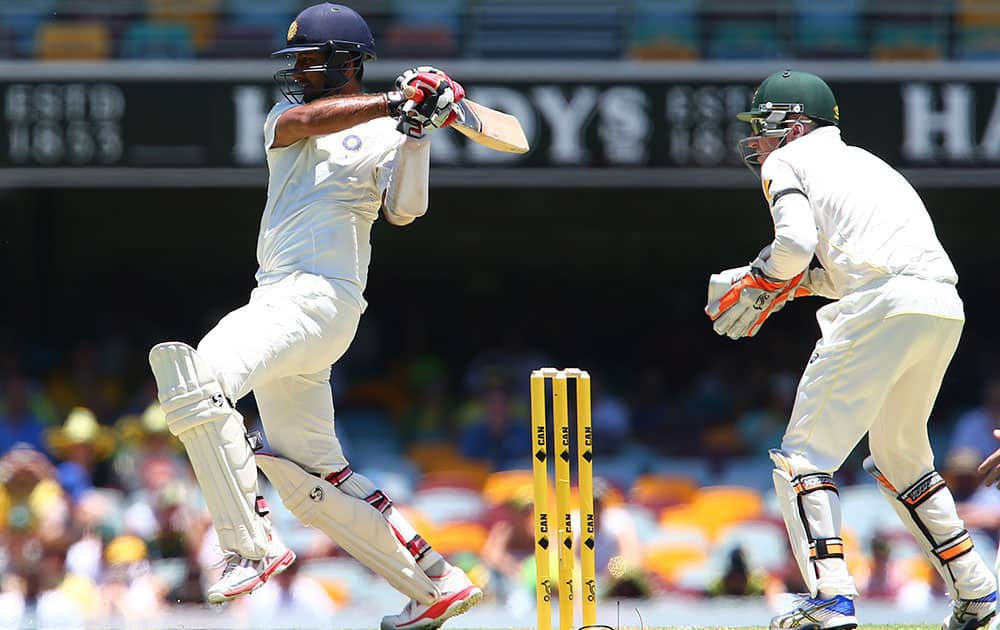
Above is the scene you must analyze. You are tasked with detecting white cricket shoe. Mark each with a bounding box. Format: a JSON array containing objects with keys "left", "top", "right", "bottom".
[
  {"left": 206, "top": 538, "right": 296, "bottom": 604},
  {"left": 770, "top": 594, "right": 857, "bottom": 629},
  {"left": 943, "top": 592, "right": 997, "bottom": 630},
  {"left": 380, "top": 566, "right": 483, "bottom": 630}
]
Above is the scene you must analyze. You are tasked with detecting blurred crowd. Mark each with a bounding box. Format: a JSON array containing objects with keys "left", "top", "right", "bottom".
[{"left": 3, "top": 335, "right": 1000, "bottom": 627}]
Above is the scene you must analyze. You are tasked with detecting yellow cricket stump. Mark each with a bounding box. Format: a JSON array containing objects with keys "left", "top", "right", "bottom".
[
  {"left": 530, "top": 368, "right": 596, "bottom": 630},
  {"left": 530, "top": 371, "right": 552, "bottom": 630}
]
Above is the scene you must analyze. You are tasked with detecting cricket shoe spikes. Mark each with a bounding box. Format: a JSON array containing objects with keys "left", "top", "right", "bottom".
[
  {"left": 380, "top": 566, "right": 483, "bottom": 630},
  {"left": 770, "top": 594, "right": 857, "bottom": 629},
  {"left": 206, "top": 537, "right": 296, "bottom": 604},
  {"left": 943, "top": 591, "right": 997, "bottom": 630}
]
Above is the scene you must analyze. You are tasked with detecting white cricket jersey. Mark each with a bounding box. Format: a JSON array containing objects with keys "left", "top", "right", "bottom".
[
  {"left": 760, "top": 126, "right": 961, "bottom": 318},
  {"left": 255, "top": 101, "right": 404, "bottom": 310}
]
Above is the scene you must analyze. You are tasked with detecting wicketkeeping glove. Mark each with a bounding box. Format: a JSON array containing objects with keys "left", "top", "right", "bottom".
[{"left": 705, "top": 267, "right": 807, "bottom": 339}]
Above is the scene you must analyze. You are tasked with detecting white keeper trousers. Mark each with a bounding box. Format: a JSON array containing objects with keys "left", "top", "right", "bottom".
[
  {"left": 197, "top": 271, "right": 360, "bottom": 474},
  {"left": 781, "top": 279, "right": 964, "bottom": 489}
]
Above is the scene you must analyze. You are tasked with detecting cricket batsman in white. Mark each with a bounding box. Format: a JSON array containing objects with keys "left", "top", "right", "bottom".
[
  {"left": 705, "top": 69, "right": 998, "bottom": 630},
  {"left": 145, "top": 3, "right": 482, "bottom": 628}
]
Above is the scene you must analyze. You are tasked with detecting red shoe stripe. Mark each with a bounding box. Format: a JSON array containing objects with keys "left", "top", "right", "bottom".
[
  {"left": 221, "top": 550, "right": 295, "bottom": 598},
  {"left": 397, "top": 586, "right": 477, "bottom": 628}
]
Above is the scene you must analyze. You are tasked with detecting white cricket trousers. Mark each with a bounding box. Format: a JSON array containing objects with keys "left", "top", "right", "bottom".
[
  {"left": 197, "top": 271, "right": 361, "bottom": 473},
  {"left": 782, "top": 306, "right": 962, "bottom": 488}
]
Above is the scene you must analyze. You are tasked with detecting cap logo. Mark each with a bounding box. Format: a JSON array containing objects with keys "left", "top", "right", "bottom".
[
  {"left": 833, "top": 104, "right": 840, "bottom": 121},
  {"left": 287, "top": 20, "right": 298, "bottom": 42}
]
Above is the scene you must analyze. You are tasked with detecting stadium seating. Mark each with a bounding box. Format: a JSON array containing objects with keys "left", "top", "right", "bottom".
[
  {"left": 201, "top": 23, "right": 283, "bottom": 58},
  {"left": 467, "top": 0, "right": 624, "bottom": 58},
  {"left": 793, "top": 0, "right": 865, "bottom": 58},
  {"left": 119, "top": 22, "right": 195, "bottom": 59},
  {"left": 1, "top": 0, "right": 56, "bottom": 57},
  {"left": 35, "top": 22, "right": 112, "bottom": 60},
  {"left": 868, "top": 0, "right": 952, "bottom": 60},
  {"left": 147, "top": 0, "right": 220, "bottom": 52},
  {"left": 626, "top": 0, "right": 700, "bottom": 60},
  {"left": 955, "top": 0, "right": 1000, "bottom": 58},
  {"left": 382, "top": 0, "right": 460, "bottom": 57},
  {"left": 6, "top": 1, "right": 1000, "bottom": 61}
]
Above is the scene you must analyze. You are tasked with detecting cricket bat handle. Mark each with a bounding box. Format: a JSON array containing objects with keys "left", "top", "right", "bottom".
[{"left": 401, "top": 86, "right": 424, "bottom": 117}]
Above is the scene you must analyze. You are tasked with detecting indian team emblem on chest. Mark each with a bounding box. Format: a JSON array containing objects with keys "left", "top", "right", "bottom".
[{"left": 343, "top": 134, "right": 363, "bottom": 152}]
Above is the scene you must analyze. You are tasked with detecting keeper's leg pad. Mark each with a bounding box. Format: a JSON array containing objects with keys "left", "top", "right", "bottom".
[
  {"left": 864, "top": 456, "right": 996, "bottom": 600},
  {"left": 255, "top": 453, "right": 439, "bottom": 605},
  {"left": 770, "top": 449, "right": 858, "bottom": 598},
  {"left": 149, "top": 342, "right": 268, "bottom": 560}
]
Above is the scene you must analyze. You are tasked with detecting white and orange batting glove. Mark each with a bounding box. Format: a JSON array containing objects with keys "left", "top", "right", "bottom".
[
  {"left": 705, "top": 267, "right": 809, "bottom": 339},
  {"left": 392, "top": 66, "right": 465, "bottom": 138}
]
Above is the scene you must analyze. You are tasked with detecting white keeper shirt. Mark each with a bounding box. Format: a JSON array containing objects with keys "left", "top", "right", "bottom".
[
  {"left": 255, "top": 101, "right": 404, "bottom": 311},
  {"left": 758, "top": 126, "right": 962, "bottom": 320}
]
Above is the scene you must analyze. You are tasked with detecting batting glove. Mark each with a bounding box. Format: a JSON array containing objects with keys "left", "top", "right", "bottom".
[
  {"left": 705, "top": 267, "right": 807, "bottom": 339},
  {"left": 392, "top": 66, "right": 465, "bottom": 132}
]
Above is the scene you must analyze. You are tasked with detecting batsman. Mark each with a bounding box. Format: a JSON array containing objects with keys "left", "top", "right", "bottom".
[
  {"left": 145, "top": 3, "right": 481, "bottom": 628},
  {"left": 706, "top": 70, "right": 997, "bottom": 630}
]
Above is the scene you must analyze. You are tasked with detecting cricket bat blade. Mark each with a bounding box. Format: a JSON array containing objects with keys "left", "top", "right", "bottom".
[{"left": 400, "top": 86, "right": 529, "bottom": 154}]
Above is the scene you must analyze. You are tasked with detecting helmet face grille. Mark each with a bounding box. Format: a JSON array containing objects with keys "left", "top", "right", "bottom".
[{"left": 273, "top": 49, "right": 364, "bottom": 104}]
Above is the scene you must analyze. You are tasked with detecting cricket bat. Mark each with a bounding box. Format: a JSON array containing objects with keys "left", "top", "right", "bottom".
[{"left": 402, "top": 86, "right": 529, "bottom": 154}]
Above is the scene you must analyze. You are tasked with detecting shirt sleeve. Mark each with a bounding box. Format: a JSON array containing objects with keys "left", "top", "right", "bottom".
[
  {"left": 758, "top": 154, "right": 818, "bottom": 280},
  {"left": 264, "top": 102, "right": 298, "bottom": 151},
  {"left": 375, "top": 133, "right": 405, "bottom": 193}
]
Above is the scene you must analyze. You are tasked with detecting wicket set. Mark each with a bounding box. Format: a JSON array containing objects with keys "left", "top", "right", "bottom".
[{"left": 530, "top": 368, "right": 596, "bottom": 630}]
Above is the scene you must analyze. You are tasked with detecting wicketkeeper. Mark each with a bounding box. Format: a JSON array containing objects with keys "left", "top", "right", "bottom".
[
  {"left": 706, "top": 69, "right": 997, "bottom": 630},
  {"left": 146, "top": 4, "right": 480, "bottom": 628}
]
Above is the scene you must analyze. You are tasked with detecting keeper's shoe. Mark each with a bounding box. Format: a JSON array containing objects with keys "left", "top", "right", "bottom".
[
  {"left": 206, "top": 537, "right": 296, "bottom": 604},
  {"left": 380, "top": 565, "right": 483, "bottom": 630},
  {"left": 943, "top": 592, "right": 998, "bottom": 630},
  {"left": 770, "top": 594, "right": 857, "bottom": 629}
]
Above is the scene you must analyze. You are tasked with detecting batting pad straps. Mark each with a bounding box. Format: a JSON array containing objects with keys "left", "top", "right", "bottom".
[
  {"left": 256, "top": 454, "right": 439, "bottom": 605},
  {"left": 324, "top": 466, "right": 354, "bottom": 487},
  {"left": 794, "top": 473, "right": 839, "bottom": 497},
  {"left": 897, "top": 470, "right": 974, "bottom": 564},
  {"left": 900, "top": 470, "right": 947, "bottom": 509},
  {"left": 810, "top": 537, "right": 845, "bottom": 560},
  {"left": 405, "top": 534, "right": 431, "bottom": 562},
  {"left": 863, "top": 456, "right": 993, "bottom": 600},
  {"left": 936, "top": 530, "right": 975, "bottom": 565}
]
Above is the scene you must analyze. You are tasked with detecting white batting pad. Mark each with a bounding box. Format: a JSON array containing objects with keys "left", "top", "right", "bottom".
[
  {"left": 255, "top": 453, "right": 439, "bottom": 605},
  {"left": 149, "top": 342, "right": 268, "bottom": 560},
  {"left": 772, "top": 466, "right": 819, "bottom": 597},
  {"left": 771, "top": 449, "right": 857, "bottom": 598},
  {"left": 864, "top": 456, "right": 995, "bottom": 600}
]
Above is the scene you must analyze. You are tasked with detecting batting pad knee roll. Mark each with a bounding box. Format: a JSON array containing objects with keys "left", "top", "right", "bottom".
[{"left": 149, "top": 342, "right": 268, "bottom": 560}]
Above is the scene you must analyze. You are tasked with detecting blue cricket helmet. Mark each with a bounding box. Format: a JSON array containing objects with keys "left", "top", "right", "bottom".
[
  {"left": 272, "top": 3, "right": 377, "bottom": 60},
  {"left": 271, "top": 3, "right": 377, "bottom": 103}
]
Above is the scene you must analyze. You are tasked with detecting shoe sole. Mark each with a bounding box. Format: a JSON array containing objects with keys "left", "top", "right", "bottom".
[
  {"left": 207, "top": 549, "right": 297, "bottom": 604},
  {"left": 432, "top": 586, "right": 483, "bottom": 628},
  {"left": 386, "top": 586, "right": 484, "bottom": 630}
]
